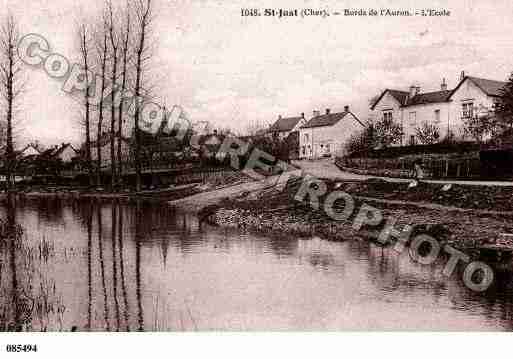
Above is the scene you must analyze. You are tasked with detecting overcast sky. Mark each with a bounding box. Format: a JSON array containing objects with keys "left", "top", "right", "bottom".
[{"left": 4, "top": 0, "right": 513, "bottom": 147}]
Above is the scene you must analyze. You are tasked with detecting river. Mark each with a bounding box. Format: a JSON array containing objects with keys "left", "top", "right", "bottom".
[{"left": 0, "top": 196, "right": 512, "bottom": 331}]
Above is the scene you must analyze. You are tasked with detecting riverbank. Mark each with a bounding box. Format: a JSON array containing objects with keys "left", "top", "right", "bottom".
[
  {"left": 198, "top": 176, "right": 513, "bottom": 251},
  {"left": 0, "top": 171, "right": 251, "bottom": 202}
]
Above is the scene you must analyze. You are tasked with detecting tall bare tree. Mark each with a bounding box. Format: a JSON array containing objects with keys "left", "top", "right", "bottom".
[
  {"left": 95, "top": 25, "right": 109, "bottom": 187},
  {"left": 117, "top": 4, "right": 131, "bottom": 187},
  {"left": 78, "top": 22, "right": 94, "bottom": 186},
  {"left": 0, "top": 14, "right": 23, "bottom": 191},
  {"left": 107, "top": 0, "right": 119, "bottom": 190},
  {"left": 133, "top": 0, "right": 153, "bottom": 191}
]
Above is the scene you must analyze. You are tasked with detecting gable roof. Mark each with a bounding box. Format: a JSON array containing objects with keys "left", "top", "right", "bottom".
[
  {"left": 301, "top": 111, "right": 363, "bottom": 129},
  {"left": 370, "top": 89, "right": 409, "bottom": 110},
  {"left": 406, "top": 90, "right": 453, "bottom": 106},
  {"left": 53, "top": 143, "right": 77, "bottom": 157},
  {"left": 269, "top": 116, "right": 304, "bottom": 132},
  {"left": 20, "top": 144, "right": 41, "bottom": 156},
  {"left": 450, "top": 76, "right": 507, "bottom": 98}
]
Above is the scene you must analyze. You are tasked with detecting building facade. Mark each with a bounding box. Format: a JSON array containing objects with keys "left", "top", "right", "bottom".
[
  {"left": 268, "top": 114, "right": 307, "bottom": 140},
  {"left": 299, "top": 106, "right": 363, "bottom": 159},
  {"left": 370, "top": 74, "right": 507, "bottom": 145}
]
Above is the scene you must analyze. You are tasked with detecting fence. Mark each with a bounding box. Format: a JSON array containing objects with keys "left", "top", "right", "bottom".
[{"left": 336, "top": 152, "right": 482, "bottom": 179}]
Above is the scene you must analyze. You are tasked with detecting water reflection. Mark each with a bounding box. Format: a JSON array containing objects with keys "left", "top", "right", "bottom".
[{"left": 1, "top": 196, "right": 513, "bottom": 330}]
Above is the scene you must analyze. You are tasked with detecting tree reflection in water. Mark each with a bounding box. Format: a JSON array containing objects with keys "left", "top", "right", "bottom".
[{"left": 3, "top": 196, "right": 513, "bottom": 331}]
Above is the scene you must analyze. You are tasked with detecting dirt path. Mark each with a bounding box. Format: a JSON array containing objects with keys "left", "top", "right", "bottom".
[
  {"left": 294, "top": 159, "right": 513, "bottom": 186},
  {"left": 168, "top": 179, "right": 276, "bottom": 212}
]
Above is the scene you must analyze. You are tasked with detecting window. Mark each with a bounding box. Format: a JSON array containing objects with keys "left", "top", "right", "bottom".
[
  {"left": 326, "top": 144, "right": 330, "bottom": 152},
  {"left": 434, "top": 109, "right": 440, "bottom": 123},
  {"left": 493, "top": 99, "right": 501, "bottom": 111},
  {"left": 410, "top": 135, "right": 416, "bottom": 145},
  {"left": 302, "top": 146, "right": 305, "bottom": 155},
  {"left": 462, "top": 102, "right": 474, "bottom": 118},
  {"left": 409, "top": 111, "right": 416, "bottom": 126},
  {"left": 383, "top": 110, "right": 393, "bottom": 122},
  {"left": 304, "top": 134, "right": 309, "bottom": 142}
]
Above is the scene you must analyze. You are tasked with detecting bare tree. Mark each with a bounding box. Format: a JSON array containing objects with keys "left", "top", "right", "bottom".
[
  {"left": 245, "top": 121, "right": 268, "bottom": 137},
  {"left": 117, "top": 3, "right": 131, "bottom": 187},
  {"left": 133, "top": 0, "right": 154, "bottom": 191},
  {"left": 373, "top": 116, "right": 402, "bottom": 148},
  {"left": 95, "top": 23, "right": 109, "bottom": 187},
  {"left": 0, "top": 14, "right": 23, "bottom": 190},
  {"left": 415, "top": 120, "right": 440, "bottom": 145},
  {"left": 107, "top": 0, "right": 119, "bottom": 190},
  {"left": 78, "top": 22, "right": 94, "bottom": 186}
]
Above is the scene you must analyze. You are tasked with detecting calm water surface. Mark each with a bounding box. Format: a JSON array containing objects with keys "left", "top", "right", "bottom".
[{"left": 1, "top": 197, "right": 513, "bottom": 331}]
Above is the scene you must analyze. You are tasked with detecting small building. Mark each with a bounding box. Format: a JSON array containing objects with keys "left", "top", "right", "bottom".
[
  {"left": 53, "top": 143, "right": 79, "bottom": 163},
  {"left": 199, "top": 132, "right": 225, "bottom": 159},
  {"left": 299, "top": 106, "right": 363, "bottom": 159},
  {"left": 19, "top": 144, "right": 41, "bottom": 158},
  {"left": 268, "top": 114, "right": 307, "bottom": 140}
]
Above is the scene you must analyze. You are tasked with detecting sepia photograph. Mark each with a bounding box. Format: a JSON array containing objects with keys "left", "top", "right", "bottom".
[{"left": 0, "top": 0, "right": 513, "bottom": 356}]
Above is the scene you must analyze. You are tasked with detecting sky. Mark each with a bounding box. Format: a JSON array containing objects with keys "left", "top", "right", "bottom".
[{"left": 3, "top": 0, "right": 513, "bottom": 147}]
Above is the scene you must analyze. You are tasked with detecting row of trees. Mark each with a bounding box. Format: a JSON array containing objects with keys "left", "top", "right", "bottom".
[
  {"left": 77, "top": 0, "right": 154, "bottom": 191},
  {"left": 0, "top": 1, "right": 156, "bottom": 191}
]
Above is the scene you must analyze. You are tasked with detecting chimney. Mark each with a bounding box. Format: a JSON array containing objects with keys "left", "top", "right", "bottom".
[
  {"left": 409, "top": 85, "right": 420, "bottom": 98},
  {"left": 301, "top": 112, "right": 305, "bottom": 118},
  {"left": 441, "top": 78, "right": 447, "bottom": 91},
  {"left": 409, "top": 85, "right": 416, "bottom": 99},
  {"left": 460, "top": 71, "right": 465, "bottom": 81},
  {"left": 278, "top": 115, "right": 282, "bottom": 120},
  {"left": 344, "top": 105, "right": 350, "bottom": 112},
  {"left": 313, "top": 110, "right": 320, "bottom": 117},
  {"left": 326, "top": 108, "right": 331, "bottom": 115}
]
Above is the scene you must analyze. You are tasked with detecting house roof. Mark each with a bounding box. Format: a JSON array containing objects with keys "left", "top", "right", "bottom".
[
  {"left": 372, "top": 76, "right": 507, "bottom": 110},
  {"left": 20, "top": 144, "right": 41, "bottom": 156},
  {"left": 203, "top": 134, "right": 222, "bottom": 145},
  {"left": 406, "top": 90, "right": 453, "bottom": 106},
  {"left": 370, "top": 89, "right": 409, "bottom": 110},
  {"left": 301, "top": 111, "right": 363, "bottom": 129},
  {"left": 269, "top": 116, "right": 304, "bottom": 132},
  {"left": 450, "top": 76, "right": 507, "bottom": 98},
  {"left": 53, "top": 143, "right": 78, "bottom": 157}
]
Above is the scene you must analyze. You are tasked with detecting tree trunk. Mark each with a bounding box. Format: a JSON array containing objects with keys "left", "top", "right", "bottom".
[
  {"left": 80, "top": 25, "right": 93, "bottom": 187},
  {"left": 96, "top": 32, "right": 108, "bottom": 187},
  {"left": 117, "top": 11, "right": 130, "bottom": 189},
  {"left": 133, "top": 0, "right": 152, "bottom": 192}
]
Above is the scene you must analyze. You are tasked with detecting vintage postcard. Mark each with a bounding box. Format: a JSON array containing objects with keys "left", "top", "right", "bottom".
[{"left": 0, "top": 0, "right": 513, "bottom": 355}]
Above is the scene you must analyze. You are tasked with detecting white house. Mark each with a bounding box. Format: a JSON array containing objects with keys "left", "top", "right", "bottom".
[
  {"left": 371, "top": 80, "right": 452, "bottom": 145},
  {"left": 299, "top": 106, "right": 364, "bottom": 159},
  {"left": 268, "top": 114, "right": 307, "bottom": 140},
  {"left": 53, "top": 143, "right": 78, "bottom": 163},
  {"left": 370, "top": 73, "right": 507, "bottom": 145},
  {"left": 448, "top": 76, "right": 506, "bottom": 140},
  {"left": 19, "top": 144, "right": 41, "bottom": 158}
]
